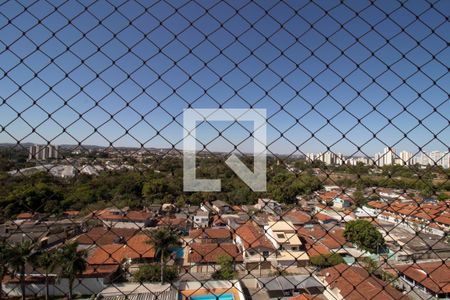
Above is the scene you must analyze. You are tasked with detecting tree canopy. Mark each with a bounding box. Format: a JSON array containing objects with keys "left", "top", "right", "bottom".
[{"left": 344, "top": 220, "right": 385, "bottom": 254}]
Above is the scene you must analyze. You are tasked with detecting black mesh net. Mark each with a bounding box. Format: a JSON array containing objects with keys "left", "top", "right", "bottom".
[{"left": 0, "top": 0, "right": 449, "bottom": 299}]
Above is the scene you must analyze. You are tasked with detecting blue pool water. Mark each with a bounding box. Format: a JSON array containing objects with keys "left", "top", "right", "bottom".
[
  {"left": 190, "top": 294, "right": 234, "bottom": 300},
  {"left": 172, "top": 246, "right": 184, "bottom": 258}
]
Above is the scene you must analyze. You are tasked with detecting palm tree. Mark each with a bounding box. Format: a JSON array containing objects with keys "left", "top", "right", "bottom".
[
  {"left": 147, "top": 227, "right": 181, "bottom": 284},
  {"left": 8, "top": 241, "right": 35, "bottom": 300},
  {"left": 34, "top": 250, "right": 57, "bottom": 300},
  {"left": 0, "top": 241, "right": 11, "bottom": 300},
  {"left": 56, "top": 242, "right": 87, "bottom": 300}
]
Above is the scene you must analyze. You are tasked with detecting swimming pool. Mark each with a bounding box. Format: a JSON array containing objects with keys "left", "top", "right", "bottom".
[
  {"left": 172, "top": 246, "right": 184, "bottom": 259},
  {"left": 190, "top": 293, "right": 234, "bottom": 300}
]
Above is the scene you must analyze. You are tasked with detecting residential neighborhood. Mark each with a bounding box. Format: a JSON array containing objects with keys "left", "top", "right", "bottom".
[{"left": 0, "top": 187, "right": 448, "bottom": 299}]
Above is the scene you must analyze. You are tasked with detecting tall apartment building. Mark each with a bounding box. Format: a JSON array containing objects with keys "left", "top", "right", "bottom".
[
  {"left": 383, "top": 147, "right": 396, "bottom": 165},
  {"left": 399, "top": 150, "right": 413, "bottom": 166},
  {"left": 28, "top": 144, "right": 59, "bottom": 160}
]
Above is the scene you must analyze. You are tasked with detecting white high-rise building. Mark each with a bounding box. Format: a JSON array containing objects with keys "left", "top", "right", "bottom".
[
  {"left": 441, "top": 152, "right": 450, "bottom": 169},
  {"left": 306, "top": 153, "right": 315, "bottom": 162},
  {"left": 374, "top": 152, "right": 383, "bottom": 167},
  {"left": 429, "top": 150, "right": 442, "bottom": 166},
  {"left": 28, "top": 144, "right": 59, "bottom": 160},
  {"left": 399, "top": 150, "right": 413, "bottom": 166},
  {"left": 323, "top": 152, "right": 334, "bottom": 165},
  {"left": 383, "top": 147, "right": 396, "bottom": 166}
]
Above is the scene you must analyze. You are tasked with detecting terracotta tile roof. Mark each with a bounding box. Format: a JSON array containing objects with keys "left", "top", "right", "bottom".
[
  {"left": 93, "top": 209, "right": 151, "bottom": 222},
  {"left": 64, "top": 210, "right": 80, "bottom": 217},
  {"left": 297, "top": 225, "right": 346, "bottom": 252},
  {"left": 81, "top": 264, "right": 119, "bottom": 278},
  {"left": 87, "top": 234, "right": 156, "bottom": 265},
  {"left": 435, "top": 213, "right": 450, "bottom": 226},
  {"left": 76, "top": 227, "right": 138, "bottom": 245},
  {"left": 395, "top": 261, "right": 450, "bottom": 294},
  {"left": 16, "top": 213, "right": 35, "bottom": 219},
  {"left": 235, "top": 222, "right": 275, "bottom": 251},
  {"left": 188, "top": 243, "right": 243, "bottom": 263},
  {"left": 314, "top": 213, "right": 335, "bottom": 222},
  {"left": 284, "top": 209, "right": 311, "bottom": 225},
  {"left": 189, "top": 228, "right": 232, "bottom": 240},
  {"left": 320, "top": 264, "right": 408, "bottom": 300},
  {"left": 158, "top": 217, "right": 187, "bottom": 226}
]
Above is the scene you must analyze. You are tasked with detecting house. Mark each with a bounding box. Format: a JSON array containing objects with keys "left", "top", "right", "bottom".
[
  {"left": 187, "top": 243, "right": 243, "bottom": 273},
  {"left": 158, "top": 216, "right": 190, "bottom": 234},
  {"left": 87, "top": 234, "right": 156, "bottom": 266},
  {"left": 98, "top": 284, "right": 178, "bottom": 300},
  {"left": 62, "top": 210, "right": 80, "bottom": 218},
  {"left": 316, "top": 264, "right": 408, "bottom": 300},
  {"left": 3, "top": 265, "right": 120, "bottom": 298},
  {"left": 1, "top": 220, "right": 81, "bottom": 248},
  {"left": 297, "top": 224, "right": 348, "bottom": 259},
  {"left": 235, "top": 222, "right": 277, "bottom": 270},
  {"left": 283, "top": 209, "right": 312, "bottom": 226},
  {"left": 313, "top": 213, "right": 337, "bottom": 225},
  {"left": 265, "top": 221, "right": 309, "bottom": 267},
  {"left": 394, "top": 261, "right": 450, "bottom": 299},
  {"left": 256, "top": 198, "right": 282, "bottom": 215},
  {"left": 211, "top": 200, "right": 233, "bottom": 214},
  {"left": 189, "top": 227, "right": 233, "bottom": 244},
  {"left": 257, "top": 275, "right": 324, "bottom": 298},
  {"left": 192, "top": 210, "right": 209, "bottom": 228},
  {"left": 92, "top": 208, "right": 152, "bottom": 229},
  {"left": 75, "top": 227, "right": 138, "bottom": 249},
  {"left": 332, "top": 197, "right": 352, "bottom": 209}
]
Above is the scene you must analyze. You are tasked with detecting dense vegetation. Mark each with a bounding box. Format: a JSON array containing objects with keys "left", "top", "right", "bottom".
[
  {"left": 344, "top": 220, "right": 386, "bottom": 254},
  {"left": 309, "top": 253, "right": 345, "bottom": 268},
  {"left": 0, "top": 150, "right": 448, "bottom": 220},
  {"left": 0, "top": 156, "right": 324, "bottom": 219}
]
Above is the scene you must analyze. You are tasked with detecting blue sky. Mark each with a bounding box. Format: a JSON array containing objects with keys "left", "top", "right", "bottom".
[{"left": 0, "top": 0, "right": 448, "bottom": 157}]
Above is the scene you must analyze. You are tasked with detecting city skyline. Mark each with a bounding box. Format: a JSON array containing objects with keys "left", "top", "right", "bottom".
[{"left": 0, "top": 0, "right": 448, "bottom": 155}]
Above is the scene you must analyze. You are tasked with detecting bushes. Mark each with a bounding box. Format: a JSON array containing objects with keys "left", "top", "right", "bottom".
[
  {"left": 212, "top": 256, "right": 236, "bottom": 280},
  {"left": 133, "top": 265, "right": 178, "bottom": 283},
  {"left": 309, "top": 253, "right": 344, "bottom": 267}
]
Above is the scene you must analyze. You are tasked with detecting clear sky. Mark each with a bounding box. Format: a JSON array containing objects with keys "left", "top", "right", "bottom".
[{"left": 0, "top": 0, "right": 448, "bottom": 157}]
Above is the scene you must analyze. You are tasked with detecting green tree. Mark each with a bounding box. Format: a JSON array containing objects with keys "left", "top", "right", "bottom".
[
  {"left": 361, "top": 257, "right": 378, "bottom": 274},
  {"left": 8, "top": 241, "right": 35, "bottom": 300},
  {"left": 147, "top": 227, "right": 181, "bottom": 284},
  {"left": 0, "top": 241, "right": 10, "bottom": 300},
  {"left": 352, "top": 189, "right": 366, "bottom": 207},
  {"left": 133, "top": 264, "right": 178, "bottom": 283},
  {"left": 309, "top": 253, "right": 344, "bottom": 268},
  {"left": 437, "top": 193, "right": 449, "bottom": 201},
  {"left": 34, "top": 250, "right": 58, "bottom": 300},
  {"left": 213, "top": 255, "right": 236, "bottom": 280},
  {"left": 344, "top": 220, "right": 385, "bottom": 253},
  {"left": 57, "top": 242, "right": 87, "bottom": 300}
]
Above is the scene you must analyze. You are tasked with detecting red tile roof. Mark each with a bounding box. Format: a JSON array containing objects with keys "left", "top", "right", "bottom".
[
  {"left": 93, "top": 210, "right": 151, "bottom": 222},
  {"left": 188, "top": 243, "right": 243, "bottom": 263},
  {"left": 395, "top": 261, "right": 450, "bottom": 294},
  {"left": 87, "top": 234, "right": 156, "bottom": 265},
  {"left": 284, "top": 209, "right": 311, "bottom": 224},
  {"left": 320, "top": 264, "right": 408, "bottom": 300},
  {"left": 235, "top": 222, "right": 275, "bottom": 251},
  {"left": 76, "top": 227, "right": 138, "bottom": 245},
  {"left": 16, "top": 213, "right": 35, "bottom": 219},
  {"left": 189, "top": 228, "right": 232, "bottom": 240}
]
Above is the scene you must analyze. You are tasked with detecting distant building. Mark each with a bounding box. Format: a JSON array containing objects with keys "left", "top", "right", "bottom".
[
  {"left": 256, "top": 198, "right": 282, "bottom": 215},
  {"left": 399, "top": 150, "right": 413, "bottom": 165},
  {"left": 28, "top": 144, "right": 59, "bottom": 160}
]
